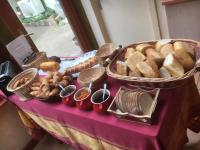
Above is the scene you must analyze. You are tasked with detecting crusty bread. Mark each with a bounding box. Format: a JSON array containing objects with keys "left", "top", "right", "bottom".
[
  {"left": 163, "top": 54, "right": 184, "bottom": 77},
  {"left": 173, "top": 49, "right": 195, "bottom": 71},
  {"left": 160, "top": 43, "right": 174, "bottom": 58},
  {"left": 136, "top": 43, "right": 154, "bottom": 54},
  {"left": 155, "top": 39, "right": 171, "bottom": 52},
  {"left": 128, "top": 68, "right": 142, "bottom": 77},
  {"left": 146, "top": 58, "right": 159, "bottom": 77},
  {"left": 40, "top": 61, "right": 60, "bottom": 72},
  {"left": 159, "top": 67, "right": 171, "bottom": 78},
  {"left": 136, "top": 62, "right": 157, "bottom": 78},
  {"left": 174, "top": 41, "right": 195, "bottom": 57},
  {"left": 116, "top": 61, "right": 128, "bottom": 75},
  {"left": 146, "top": 48, "right": 164, "bottom": 65},
  {"left": 125, "top": 51, "right": 146, "bottom": 71},
  {"left": 124, "top": 47, "right": 136, "bottom": 60}
]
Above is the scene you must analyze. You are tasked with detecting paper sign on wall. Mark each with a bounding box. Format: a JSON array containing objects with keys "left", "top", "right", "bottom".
[{"left": 6, "top": 35, "right": 33, "bottom": 68}]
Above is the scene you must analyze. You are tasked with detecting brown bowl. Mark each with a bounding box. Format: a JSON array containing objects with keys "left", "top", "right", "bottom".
[{"left": 77, "top": 67, "right": 106, "bottom": 90}]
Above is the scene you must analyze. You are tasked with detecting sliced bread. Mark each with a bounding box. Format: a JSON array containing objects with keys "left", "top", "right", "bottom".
[{"left": 163, "top": 54, "right": 184, "bottom": 77}]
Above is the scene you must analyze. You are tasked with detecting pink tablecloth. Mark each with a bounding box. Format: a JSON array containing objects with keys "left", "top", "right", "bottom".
[{"left": 5, "top": 77, "right": 200, "bottom": 150}]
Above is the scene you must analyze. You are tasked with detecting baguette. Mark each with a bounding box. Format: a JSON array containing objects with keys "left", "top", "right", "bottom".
[
  {"left": 146, "top": 48, "right": 164, "bottom": 65},
  {"left": 160, "top": 43, "right": 174, "bottom": 58},
  {"left": 116, "top": 61, "right": 128, "bottom": 75},
  {"left": 124, "top": 47, "right": 136, "bottom": 60},
  {"left": 163, "top": 54, "right": 184, "bottom": 77},
  {"left": 136, "top": 62, "right": 157, "bottom": 78},
  {"left": 174, "top": 41, "right": 194, "bottom": 57},
  {"left": 173, "top": 49, "right": 195, "bottom": 71},
  {"left": 136, "top": 43, "right": 154, "bottom": 54},
  {"left": 125, "top": 51, "right": 146, "bottom": 71}
]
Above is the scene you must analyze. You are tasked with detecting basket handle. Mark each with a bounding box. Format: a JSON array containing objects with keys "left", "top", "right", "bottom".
[{"left": 103, "top": 45, "right": 122, "bottom": 67}]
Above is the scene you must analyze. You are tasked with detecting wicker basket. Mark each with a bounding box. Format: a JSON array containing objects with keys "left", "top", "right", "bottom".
[
  {"left": 7, "top": 68, "right": 39, "bottom": 101},
  {"left": 77, "top": 67, "right": 106, "bottom": 89},
  {"left": 106, "top": 39, "right": 200, "bottom": 89},
  {"left": 22, "top": 52, "right": 48, "bottom": 70},
  {"left": 96, "top": 43, "right": 118, "bottom": 64}
]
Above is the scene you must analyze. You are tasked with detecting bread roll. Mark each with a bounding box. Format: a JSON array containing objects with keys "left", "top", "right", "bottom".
[
  {"left": 124, "top": 47, "right": 136, "bottom": 60},
  {"left": 173, "top": 49, "right": 195, "bottom": 71},
  {"left": 146, "top": 48, "right": 164, "bottom": 65},
  {"left": 136, "top": 43, "right": 154, "bottom": 54},
  {"left": 136, "top": 62, "right": 157, "bottom": 78},
  {"left": 146, "top": 58, "right": 159, "bottom": 77},
  {"left": 128, "top": 68, "right": 142, "bottom": 77},
  {"left": 155, "top": 39, "right": 171, "bottom": 52},
  {"left": 159, "top": 67, "right": 171, "bottom": 78},
  {"left": 125, "top": 51, "right": 146, "bottom": 71},
  {"left": 116, "top": 61, "right": 128, "bottom": 75},
  {"left": 40, "top": 61, "right": 60, "bottom": 72},
  {"left": 160, "top": 44, "right": 174, "bottom": 58},
  {"left": 174, "top": 41, "right": 195, "bottom": 57},
  {"left": 163, "top": 54, "right": 184, "bottom": 77}
]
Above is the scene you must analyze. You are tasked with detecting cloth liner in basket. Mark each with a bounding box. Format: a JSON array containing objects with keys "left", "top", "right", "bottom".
[{"left": 106, "top": 39, "right": 200, "bottom": 89}]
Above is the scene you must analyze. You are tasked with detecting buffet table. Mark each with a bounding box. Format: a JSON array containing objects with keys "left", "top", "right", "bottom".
[{"left": 4, "top": 75, "right": 200, "bottom": 150}]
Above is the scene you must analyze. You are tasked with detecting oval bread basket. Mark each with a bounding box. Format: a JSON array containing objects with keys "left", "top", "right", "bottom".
[
  {"left": 106, "top": 39, "right": 200, "bottom": 89},
  {"left": 77, "top": 67, "right": 106, "bottom": 89},
  {"left": 7, "top": 68, "right": 39, "bottom": 101}
]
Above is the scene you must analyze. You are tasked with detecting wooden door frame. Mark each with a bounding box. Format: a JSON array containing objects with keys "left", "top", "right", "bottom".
[{"left": 0, "top": 0, "right": 98, "bottom": 53}]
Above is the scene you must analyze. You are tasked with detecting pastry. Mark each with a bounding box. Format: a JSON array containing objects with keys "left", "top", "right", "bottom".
[
  {"left": 125, "top": 51, "right": 146, "bottom": 71},
  {"left": 136, "top": 62, "right": 158, "bottom": 78},
  {"left": 163, "top": 54, "right": 184, "bottom": 77}
]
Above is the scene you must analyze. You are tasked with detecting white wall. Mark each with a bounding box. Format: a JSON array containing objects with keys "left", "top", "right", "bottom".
[
  {"left": 165, "top": 0, "right": 200, "bottom": 40},
  {"left": 97, "top": 0, "right": 157, "bottom": 46}
]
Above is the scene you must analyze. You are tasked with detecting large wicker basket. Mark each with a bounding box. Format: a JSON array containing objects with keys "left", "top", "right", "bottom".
[
  {"left": 22, "top": 52, "right": 48, "bottom": 70},
  {"left": 7, "top": 68, "right": 39, "bottom": 101},
  {"left": 106, "top": 39, "right": 200, "bottom": 89}
]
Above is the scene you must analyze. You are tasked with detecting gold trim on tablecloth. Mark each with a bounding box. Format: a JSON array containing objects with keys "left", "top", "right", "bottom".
[{"left": 24, "top": 110, "right": 128, "bottom": 150}]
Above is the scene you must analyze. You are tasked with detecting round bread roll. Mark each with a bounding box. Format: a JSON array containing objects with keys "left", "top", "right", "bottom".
[
  {"left": 136, "top": 62, "right": 157, "bottom": 78},
  {"left": 146, "top": 48, "right": 164, "bottom": 65},
  {"left": 173, "top": 49, "right": 195, "bottom": 71},
  {"left": 160, "top": 43, "right": 174, "bottom": 58},
  {"left": 155, "top": 39, "right": 171, "bottom": 52},
  {"left": 174, "top": 41, "right": 195, "bottom": 57},
  {"left": 136, "top": 43, "right": 154, "bottom": 54}
]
